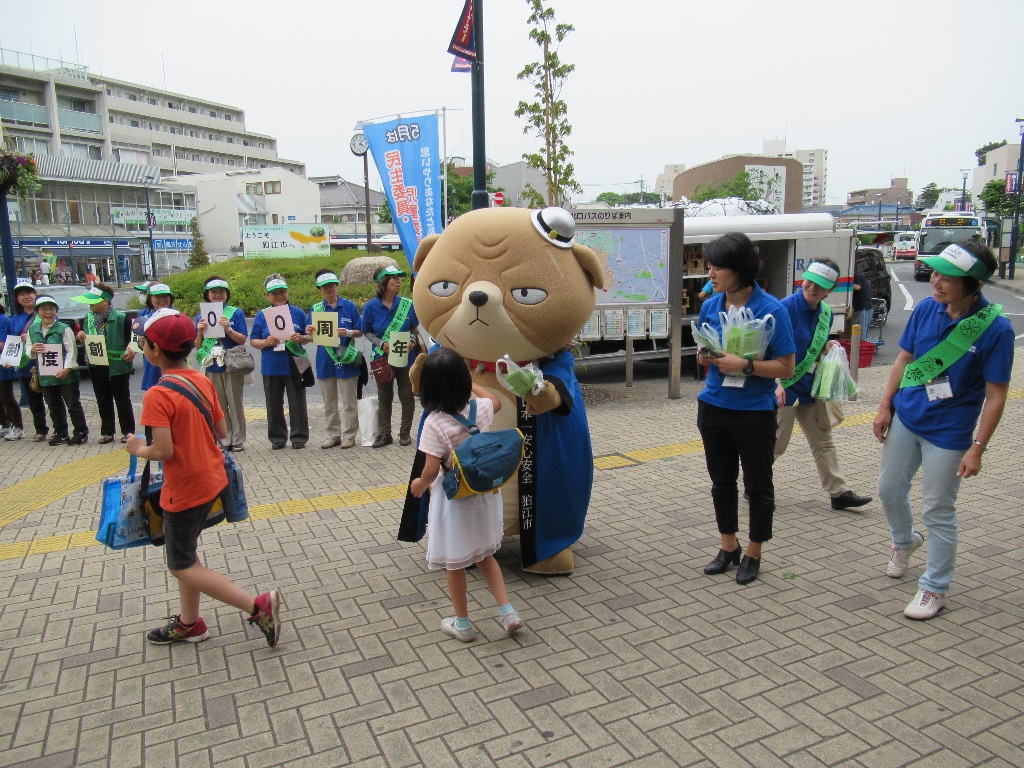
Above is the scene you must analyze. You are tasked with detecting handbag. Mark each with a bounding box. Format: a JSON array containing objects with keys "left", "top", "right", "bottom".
[
  {"left": 155, "top": 374, "right": 250, "bottom": 523},
  {"left": 223, "top": 346, "right": 256, "bottom": 375},
  {"left": 29, "top": 368, "right": 41, "bottom": 393},
  {"left": 370, "top": 355, "right": 395, "bottom": 386},
  {"left": 95, "top": 453, "right": 161, "bottom": 549},
  {"left": 288, "top": 354, "right": 315, "bottom": 388},
  {"left": 140, "top": 457, "right": 226, "bottom": 546}
]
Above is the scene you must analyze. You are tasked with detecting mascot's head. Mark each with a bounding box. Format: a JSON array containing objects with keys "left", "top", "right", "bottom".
[{"left": 413, "top": 207, "right": 605, "bottom": 362}]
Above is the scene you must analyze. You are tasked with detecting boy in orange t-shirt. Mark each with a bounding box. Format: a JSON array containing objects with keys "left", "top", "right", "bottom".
[{"left": 125, "top": 309, "right": 282, "bottom": 647}]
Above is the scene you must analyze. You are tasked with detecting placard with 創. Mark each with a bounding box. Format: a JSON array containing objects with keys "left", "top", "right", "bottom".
[{"left": 85, "top": 334, "right": 108, "bottom": 366}]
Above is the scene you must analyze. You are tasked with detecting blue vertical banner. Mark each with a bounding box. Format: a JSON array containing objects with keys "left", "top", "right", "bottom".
[{"left": 363, "top": 115, "right": 441, "bottom": 270}]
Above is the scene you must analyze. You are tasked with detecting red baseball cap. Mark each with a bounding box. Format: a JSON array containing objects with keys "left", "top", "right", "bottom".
[{"left": 143, "top": 308, "right": 196, "bottom": 352}]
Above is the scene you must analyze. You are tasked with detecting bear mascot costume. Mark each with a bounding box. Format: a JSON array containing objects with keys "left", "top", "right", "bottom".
[{"left": 398, "top": 206, "right": 605, "bottom": 575}]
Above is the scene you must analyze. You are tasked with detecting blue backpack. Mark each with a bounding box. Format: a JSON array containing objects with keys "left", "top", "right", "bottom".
[{"left": 441, "top": 401, "right": 525, "bottom": 500}]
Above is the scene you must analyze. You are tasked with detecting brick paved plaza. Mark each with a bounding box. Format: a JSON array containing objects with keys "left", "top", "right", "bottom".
[{"left": 1, "top": 364, "right": 1023, "bottom": 767}]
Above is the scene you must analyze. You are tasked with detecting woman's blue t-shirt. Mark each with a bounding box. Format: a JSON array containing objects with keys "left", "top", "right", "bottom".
[
  {"left": 696, "top": 284, "right": 796, "bottom": 412},
  {"left": 894, "top": 295, "right": 1013, "bottom": 450},
  {"left": 251, "top": 304, "right": 309, "bottom": 377},
  {"left": 362, "top": 297, "right": 419, "bottom": 369}
]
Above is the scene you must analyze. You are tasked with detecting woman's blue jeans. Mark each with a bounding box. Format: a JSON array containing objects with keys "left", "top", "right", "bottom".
[{"left": 878, "top": 414, "right": 965, "bottom": 594}]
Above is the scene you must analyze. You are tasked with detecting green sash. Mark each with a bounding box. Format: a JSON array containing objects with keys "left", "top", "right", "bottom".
[
  {"left": 782, "top": 303, "right": 832, "bottom": 389},
  {"left": 373, "top": 297, "right": 411, "bottom": 360},
  {"left": 313, "top": 301, "right": 359, "bottom": 366},
  {"left": 899, "top": 303, "right": 1002, "bottom": 388},
  {"left": 196, "top": 305, "right": 238, "bottom": 366}
]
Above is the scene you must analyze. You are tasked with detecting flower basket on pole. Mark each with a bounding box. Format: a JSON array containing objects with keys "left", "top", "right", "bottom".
[{"left": 0, "top": 149, "right": 41, "bottom": 297}]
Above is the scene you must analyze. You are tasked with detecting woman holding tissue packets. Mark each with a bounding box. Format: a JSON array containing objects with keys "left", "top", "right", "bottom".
[
  {"left": 305, "top": 269, "right": 363, "bottom": 450},
  {"left": 695, "top": 233, "right": 796, "bottom": 585},
  {"left": 250, "top": 274, "right": 311, "bottom": 450},
  {"left": 195, "top": 276, "right": 249, "bottom": 452}
]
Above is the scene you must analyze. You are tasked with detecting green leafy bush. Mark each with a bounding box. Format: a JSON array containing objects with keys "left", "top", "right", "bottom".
[{"left": 132, "top": 251, "right": 411, "bottom": 317}]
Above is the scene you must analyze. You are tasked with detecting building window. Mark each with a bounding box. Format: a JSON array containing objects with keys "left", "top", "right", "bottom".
[
  {"left": 189, "top": 130, "right": 198, "bottom": 138},
  {"left": 192, "top": 154, "right": 201, "bottom": 161},
  {"left": 209, "top": 110, "right": 217, "bottom": 118},
  {"left": 224, "top": 114, "right": 233, "bottom": 122},
  {"left": 226, "top": 137, "right": 234, "bottom": 144},
  {"left": 246, "top": 182, "right": 264, "bottom": 195},
  {"left": 242, "top": 140, "right": 250, "bottom": 147},
  {"left": 147, "top": 97, "right": 158, "bottom": 105},
  {"left": 168, "top": 102, "right": 179, "bottom": 109},
  {"left": 265, "top": 181, "right": 282, "bottom": 194},
  {"left": 108, "top": 115, "right": 115, "bottom": 123},
  {"left": 129, "top": 119, "right": 140, "bottom": 128},
  {"left": 258, "top": 142, "right": 265, "bottom": 149},
  {"left": 127, "top": 93, "right": 138, "bottom": 102},
  {"left": 188, "top": 106, "right": 197, "bottom": 113},
  {"left": 14, "top": 136, "right": 50, "bottom": 156},
  {"left": 148, "top": 123, "right": 158, "bottom": 130},
  {"left": 106, "top": 88, "right": 112, "bottom": 96},
  {"left": 272, "top": 214, "right": 279, "bottom": 225}
]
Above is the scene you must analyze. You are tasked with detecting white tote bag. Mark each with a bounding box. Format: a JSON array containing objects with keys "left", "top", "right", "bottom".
[{"left": 358, "top": 395, "right": 379, "bottom": 447}]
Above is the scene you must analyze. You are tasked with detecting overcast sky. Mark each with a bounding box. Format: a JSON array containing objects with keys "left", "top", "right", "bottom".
[{"left": 5, "top": 0, "right": 1024, "bottom": 205}]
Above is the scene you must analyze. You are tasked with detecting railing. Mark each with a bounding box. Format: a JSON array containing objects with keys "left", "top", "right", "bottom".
[
  {"left": 0, "top": 100, "right": 50, "bottom": 126},
  {"left": 57, "top": 108, "right": 102, "bottom": 133},
  {"left": 0, "top": 48, "right": 89, "bottom": 79}
]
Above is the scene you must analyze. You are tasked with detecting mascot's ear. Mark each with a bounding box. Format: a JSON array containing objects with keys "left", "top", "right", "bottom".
[
  {"left": 573, "top": 243, "right": 605, "bottom": 290},
  {"left": 414, "top": 234, "right": 441, "bottom": 272}
]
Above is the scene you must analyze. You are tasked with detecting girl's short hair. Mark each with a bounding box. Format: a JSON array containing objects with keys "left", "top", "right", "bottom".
[
  {"left": 144, "top": 292, "right": 176, "bottom": 310},
  {"left": 418, "top": 347, "right": 472, "bottom": 414},
  {"left": 203, "top": 274, "right": 231, "bottom": 302},
  {"left": 704, "top": 232, "right": 761, "bottom": 288}
]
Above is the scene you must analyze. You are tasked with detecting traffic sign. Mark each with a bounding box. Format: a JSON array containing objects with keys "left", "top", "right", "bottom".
[{"left": 492, "top": 191, "right": 505, "bottom": 206}]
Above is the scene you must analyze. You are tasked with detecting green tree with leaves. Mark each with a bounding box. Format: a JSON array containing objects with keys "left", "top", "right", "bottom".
[
  {"left": 185, "top": 217, "right": 209, "bottom": 271},
  {"left": 979, "top": 177, "right": 1019, "bottom": 219},
  {"left": 691, "top": 171, "right": 765, "bottom": 203},
  {"left": 915, "top": 182, "right": 947, "bottom": 209},
  {"left": 515, "top": 0, "right": 582, "bottom": 208},
  {"left": 975, "top": 140, "right": 1007, "bottom": 166}
]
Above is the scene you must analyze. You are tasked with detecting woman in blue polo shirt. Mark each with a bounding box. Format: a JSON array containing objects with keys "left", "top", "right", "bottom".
[
  {"left": 874, "top": 240, "right": 1013, "bottom": 620},
  {"left": 250, "top": 274, "right": 311, "bottom": 449},
  {"left": 361, "top": 265, "right": 421, "bottom": 448},
  {"left": 195, "top": 276, "right": 250, "bottom": 452},
  {"left": 696, "top": 233, "right": 796, "bottom": 585},
  {"left": 775, "top": 259, "right": 872, "bottom": 511}
]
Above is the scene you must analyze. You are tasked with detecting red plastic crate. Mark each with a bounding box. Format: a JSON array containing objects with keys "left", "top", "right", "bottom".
[{"left": 838, "top": 339, "right": 876, "bottom": 368}]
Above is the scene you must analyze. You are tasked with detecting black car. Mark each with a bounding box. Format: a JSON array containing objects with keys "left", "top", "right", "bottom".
[{"left": 855, "top": 246, "right": 892, "bottom": 312}]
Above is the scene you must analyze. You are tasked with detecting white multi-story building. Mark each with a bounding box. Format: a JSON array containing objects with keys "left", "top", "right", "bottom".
[
  {"left": 972, "top": 142, "right": 1022, "bottom": 212},
  {"left": 0, "top": 48, "right": 304, "bottom": 178},
  {"left": 162, "top": 169, "right": 321, "bottom": 261},
  {"left": 763, "top": 139, "right": 827, "bottom": 208}
]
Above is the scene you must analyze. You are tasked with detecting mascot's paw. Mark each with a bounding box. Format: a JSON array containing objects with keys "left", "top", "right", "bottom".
[
  {"left": 524, "top": 381, "right": 562, "bottom": 417},
  {"left": 524, "top": 548, "right": 574, "bottom": 576},
  {"left": 409, "top": 354, "right": 425, "bottom": 396}
]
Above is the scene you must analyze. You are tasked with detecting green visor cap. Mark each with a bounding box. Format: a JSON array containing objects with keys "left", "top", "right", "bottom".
[
  {"left": 920, "top": 243, "right": 993, "bottom": 281},
  {"left": 72, "top": 286, "right": 115, "bottom": 304},
  {"left": 315, "top": 272, "right": 340, "bottom": 287},
  {"left": 147, "top": 283, "right": 174, "bottom": 296},
  {"left": 802, "top": 262, "right": 839, "bottom": 291},
  {"left": 265, "top": 278, "right": 288, "bottom": 291},
  {"left": 374, "top": 265, "right": 406, "bottom": 281}
]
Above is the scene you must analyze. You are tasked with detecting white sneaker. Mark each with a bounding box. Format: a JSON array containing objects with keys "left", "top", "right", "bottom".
[
  {"left": 440, "top": 617, "right": 476, "bottom": 643},
  {"left": 904, "top": 589, "right": 945, "bottom": 620},
  {"left": 4, "top": 427, "right": 24, "bottom": 441},
  {"left": 500, "top": 610, "right": 524, "bottom": 637},
  {"left": 886, "top": 531, "right": 924, "bottom": 577}
]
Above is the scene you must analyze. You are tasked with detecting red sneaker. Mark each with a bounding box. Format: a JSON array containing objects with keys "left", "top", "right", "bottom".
[
  {"left": 147, "top": 615, "right": 209, "bottom": 645},
  {"left": 248, "top": 590, "right": 282, "bottom": 647}
]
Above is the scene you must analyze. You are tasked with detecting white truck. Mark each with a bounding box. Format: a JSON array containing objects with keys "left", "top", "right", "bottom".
[{"left": 571, "top": 208, "right": 856, "bottom": 398}]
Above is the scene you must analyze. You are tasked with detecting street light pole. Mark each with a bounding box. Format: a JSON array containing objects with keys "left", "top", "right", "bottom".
[
  {"left": 960, "top": 168, "right": 971, "bottom": 213},
  {"left": 1008, "top": 119, "right": 1024, "bottom": 281},
  {"left": 144, "top": 182, "right": 157, "bottom": 279}
]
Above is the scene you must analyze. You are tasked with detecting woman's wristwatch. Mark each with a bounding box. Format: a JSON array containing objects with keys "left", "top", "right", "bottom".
[{"left": 743, "top": 359, "right": 755, "bottom": 376}]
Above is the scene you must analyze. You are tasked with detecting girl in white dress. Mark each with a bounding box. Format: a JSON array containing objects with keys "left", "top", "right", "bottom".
[{"left": 409, "top": 348, "right": 525, "bottom": 643}]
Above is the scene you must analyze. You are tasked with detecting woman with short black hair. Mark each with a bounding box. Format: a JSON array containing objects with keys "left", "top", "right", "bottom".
[{"left": 696, "top": 233, "right": 797, "bottom": 585}]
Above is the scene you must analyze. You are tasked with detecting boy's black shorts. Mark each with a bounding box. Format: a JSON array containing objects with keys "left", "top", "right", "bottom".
[{"left": 163, "top": 498, "right": 216, "bottom": 571}]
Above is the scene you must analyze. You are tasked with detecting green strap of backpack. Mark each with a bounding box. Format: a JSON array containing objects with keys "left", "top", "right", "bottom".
[
  {"left": 899, "top": 303, "right": 1002, "bottom": 388},
  {"left": 313, "top": 301, "right": 359, "bottom": 365},
  {"left": 782, "top": 303, "right": 832, "bottom": 389}
]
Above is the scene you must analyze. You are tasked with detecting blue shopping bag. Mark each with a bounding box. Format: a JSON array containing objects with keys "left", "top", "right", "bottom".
[{"left": 96, "top": 454, "right": 162, "bottom": 550}]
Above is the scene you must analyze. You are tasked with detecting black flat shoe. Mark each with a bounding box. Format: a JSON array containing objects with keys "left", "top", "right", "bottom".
[
  {"left": 704, "top": 546, "right": 742, "bottom": 575},
  {"left": 736, "top": 555, "right": 761, "bottom": 585},
  {"left": 831, "top": 490, "right": 872, "bottom": 510}
]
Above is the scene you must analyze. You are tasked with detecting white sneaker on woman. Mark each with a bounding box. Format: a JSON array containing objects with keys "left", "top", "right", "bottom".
[
  {"left": 4, "top": 427, "right": 24, "bottom": 441},
  {"left": 904, "top": 589, "right": 945, "bottom": 620},
  {"left": 886, "top": 531, "right": 924, "bottom": 577}
]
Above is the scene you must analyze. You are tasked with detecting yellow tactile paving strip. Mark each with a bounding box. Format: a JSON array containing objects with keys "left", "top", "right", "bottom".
[{"left": 2, "top": 390, "right": 1021, "bottom": 563}]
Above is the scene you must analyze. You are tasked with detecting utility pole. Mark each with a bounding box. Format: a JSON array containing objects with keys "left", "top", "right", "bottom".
[
  {"left": 1007, "top": 119, "right": 1024, "bottom": 281},
  {"left": 470, "top": 0, "right": 488, "bottom": 211}
]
